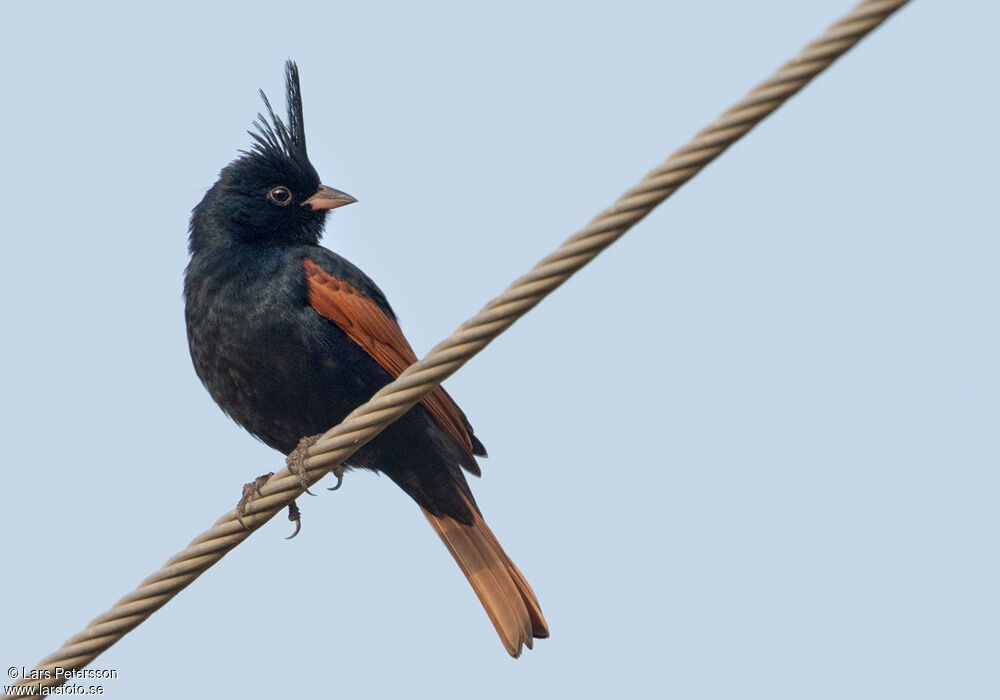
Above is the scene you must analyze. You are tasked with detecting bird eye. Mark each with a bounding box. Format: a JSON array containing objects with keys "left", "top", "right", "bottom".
[{"left": 267, "top": 186, "right": 292, "bottom": 206}]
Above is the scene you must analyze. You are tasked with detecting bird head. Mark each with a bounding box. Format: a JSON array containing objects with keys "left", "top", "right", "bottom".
[{"left": 190, "top": 61, "right": 356, "bottom": 251}]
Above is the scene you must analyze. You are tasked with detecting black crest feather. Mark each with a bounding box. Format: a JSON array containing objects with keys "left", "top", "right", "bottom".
[{"left": 243, "top": 60, "right": 312, "bottom": 175}]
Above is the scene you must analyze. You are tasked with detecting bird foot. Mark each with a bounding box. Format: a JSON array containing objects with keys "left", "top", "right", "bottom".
[
  {"left": 286, "top": 435, "right": 321, "bottom": 495},
  {"left": 287, "top": 434, "right": 345, "bottom": 492},
  {"left": 236, "top": 472, "right": 274, "bottom": 530},
  {"left": 279, "top": 434, "right": 346, "bottom": 538}
]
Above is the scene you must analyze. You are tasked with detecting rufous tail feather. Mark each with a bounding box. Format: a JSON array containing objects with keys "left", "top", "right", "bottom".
[{"left": 422, "top": 492, "right": 548, "bottom": 657}]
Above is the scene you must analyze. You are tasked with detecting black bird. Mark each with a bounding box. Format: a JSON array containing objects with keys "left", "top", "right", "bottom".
[{"left": 184, "top": 61, "right": 547, "bottom": 656}]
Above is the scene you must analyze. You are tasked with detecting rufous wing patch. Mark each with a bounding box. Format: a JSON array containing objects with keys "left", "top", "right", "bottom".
[{"left": 303, "top": 258, "right": 479, "bottom": 462}]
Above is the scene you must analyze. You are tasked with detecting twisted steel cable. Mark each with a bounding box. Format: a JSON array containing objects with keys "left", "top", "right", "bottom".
[{"left": 6, "top": 0, "right": 910, "bottom": 695}]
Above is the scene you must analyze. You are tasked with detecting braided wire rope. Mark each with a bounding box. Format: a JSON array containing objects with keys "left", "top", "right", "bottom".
[{"left": 7, "top": 1, "right": 910, "bottom": 694}]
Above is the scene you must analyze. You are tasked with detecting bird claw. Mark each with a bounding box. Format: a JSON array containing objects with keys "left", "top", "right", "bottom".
[
  {"left": 236, "top": 472, "right": 274, "bottom": 530},
  {"left": 327, "top": 466, "right": 344, "bottom": 491},
  {"left": 286, "top": 434, "right": 322, "bottom": 495},
  {"left": 285, "top": 501, "right": 302, "bottom": 540}
]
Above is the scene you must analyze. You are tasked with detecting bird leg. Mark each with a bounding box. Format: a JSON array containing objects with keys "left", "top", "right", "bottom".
[{"left": 236, "top": 472, "right": 274, "bottom": 530}]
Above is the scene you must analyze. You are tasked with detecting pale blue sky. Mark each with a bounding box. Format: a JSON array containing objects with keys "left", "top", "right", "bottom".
[{"left": 2, "top": 2, "right": 998, "bottom": 698}]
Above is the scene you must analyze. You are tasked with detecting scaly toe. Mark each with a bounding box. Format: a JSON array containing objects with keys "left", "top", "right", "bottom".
[{"left": 236, "top": 472, "right": 274, "bottom": 530}]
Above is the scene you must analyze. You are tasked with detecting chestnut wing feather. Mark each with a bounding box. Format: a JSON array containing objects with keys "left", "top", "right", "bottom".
[{"left": 303, "top": 258, "right": 481, "bottom": 471}]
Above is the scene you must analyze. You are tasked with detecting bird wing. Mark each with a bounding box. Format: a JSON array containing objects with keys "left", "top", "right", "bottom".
[{"left": 302, "top": 257, "right": 483, "bottom": 470}]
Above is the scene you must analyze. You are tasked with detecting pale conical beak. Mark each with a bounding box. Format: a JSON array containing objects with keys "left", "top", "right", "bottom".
[{"left": 302, "top": 185, "right": 358, "bottom": 211}]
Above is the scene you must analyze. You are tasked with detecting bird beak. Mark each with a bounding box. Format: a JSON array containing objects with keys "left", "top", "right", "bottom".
[{"left": 302, "top": 185, "right": 358, "bottom": 211}]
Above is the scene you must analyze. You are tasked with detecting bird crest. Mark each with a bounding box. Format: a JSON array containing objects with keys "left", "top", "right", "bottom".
[{"left": 243, "top": 60, "right": 313, "bottom": 176}]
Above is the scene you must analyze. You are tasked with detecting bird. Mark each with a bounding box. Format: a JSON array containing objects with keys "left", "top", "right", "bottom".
[{"left": 183, "top": 61, "right": 547, "bottom": 657}]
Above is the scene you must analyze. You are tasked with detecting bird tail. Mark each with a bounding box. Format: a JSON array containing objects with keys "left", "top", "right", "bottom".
[{"left": 422, "top": 491, "right": 548, "bottom": 657}]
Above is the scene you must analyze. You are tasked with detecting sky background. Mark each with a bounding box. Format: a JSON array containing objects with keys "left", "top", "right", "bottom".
[{"left": 2, "top": 1, "right": 998, "bottom": 698}]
